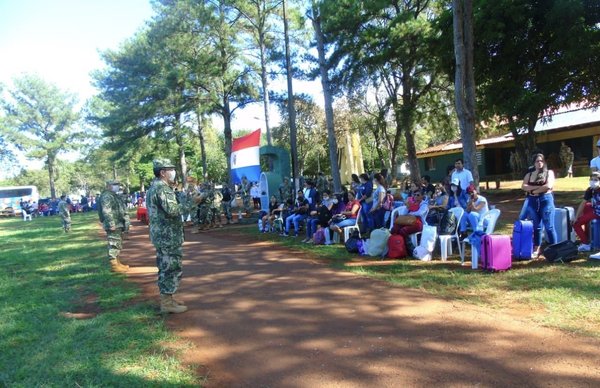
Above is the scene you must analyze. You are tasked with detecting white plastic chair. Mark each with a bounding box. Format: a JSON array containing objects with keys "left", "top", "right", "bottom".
[
  {"left": 409, "top": 208, "right": 429, "bottom": 248},
  {"left": 342, "top": 206, "right": 362, "bottom": 242},
  {"left": 22, "top": 211, "right": 32, "bottom": 221},
  {"left": 438, "top": 207, "right": 465, "bottom": 261},
  {"left": 460, "top": 208, "right": 501, "bottom": 266}
]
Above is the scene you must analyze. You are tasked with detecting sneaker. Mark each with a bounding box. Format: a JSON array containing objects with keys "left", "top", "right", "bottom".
[
  {"left": 590, "top": 251, "right": 600, "bottom": 259},
  {"left": 578, "top": 243, "right": 591, "bottom": 252},
  {"left": 282, "top": 232, "right": 289, "bottom": 237},
  {"left": 301, "top": 238, "right": 309, "bottom": 243}
]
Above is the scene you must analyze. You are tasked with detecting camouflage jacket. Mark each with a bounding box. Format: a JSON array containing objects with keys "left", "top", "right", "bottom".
[
  {"left": 58, "top": 200, "right": 70, "bottom": 218},
  {"left": 146, "top": 178, "right": 183, "bottom": 248},
  {"left": 98, "top": 190, "right": 130, "bottom": 230}
]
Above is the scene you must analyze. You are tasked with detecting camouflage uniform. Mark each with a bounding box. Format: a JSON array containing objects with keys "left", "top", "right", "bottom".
[
  {"left": 240, "top": 177, "right": 252, "bottom": 214},
  {"left": 98, "top": 182, "right": 131, "bottom": 262},
  {"left": 210, "top": 187, "right": 223, "bottom": 226},
  {"left": 58, "top": 198, "right": 71, "bottom": 232},
  {"left": 279, "top": 179, "right": 293, "bottom": 204},
  {"left": 316, "top": 174, "right": 328, "bottom": 194},
  {"left": 196, "top": 185, "right": 211, "bottom": 229},
  {"left": 147, "top": 159, "right": 184, "bottom": 295}
]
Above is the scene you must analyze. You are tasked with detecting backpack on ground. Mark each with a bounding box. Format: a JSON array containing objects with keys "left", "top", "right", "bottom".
[
  {"left": 387, "top": 234, "right": 407, "bottom": 259},
  {"left": 345, "top": 230, "right": 361, "bottom": 253},
  {"left": 367, "top": 228, "right": 391, "bottom": 257},
  {"left": 544, "top": 240, "right": 578, "bottom": 263},
  {"left": 313, "top": 228, "right": 326, "bottom": 245},
  {"left": 438, "top": 210, "right": 457, "bottom": 235}
]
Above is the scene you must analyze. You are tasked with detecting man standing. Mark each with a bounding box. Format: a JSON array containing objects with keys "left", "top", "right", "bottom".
[
  {"left": 451, "top": 158, "right": 474, "bottom": 209},
  {"left": 98, "top": 180, "right": 130, "bottom": 273},
  {"left": 590, "top": 140, "right": 600, "bottom": 172},
  {"left": 221, "top": 182, "right": 233, "bottom": 224},
  {"left": 146, "top": 158, "right": 187, "bottom": 314},
  {"left": 57, "top": 195, "right": 71, "bottom": 232}
]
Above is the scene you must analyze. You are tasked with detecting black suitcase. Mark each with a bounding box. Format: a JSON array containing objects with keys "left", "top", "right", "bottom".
[{"left": 544, "top": 240, "right": 578, "bottom": 263}]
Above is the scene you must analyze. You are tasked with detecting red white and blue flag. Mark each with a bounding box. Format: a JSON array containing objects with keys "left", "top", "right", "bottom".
[{"left": 230, "top": 129, "right": 261, "bottom": 184}]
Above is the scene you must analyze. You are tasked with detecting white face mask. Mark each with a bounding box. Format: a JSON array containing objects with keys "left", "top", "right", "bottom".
[
  {"left": 166, "top": 170, "right": 176, "bottom": 182},
  {"left": 451, "top": 186, "right": 458, "bottom": 192},
  {"left": 590, "top": 180, "right": 600, "bottom": 189},
  {"left": 111, "top": 185, "right": 120, "bottom": 193},
  {"left": 322, "top": 196, "right": 329, "bottom": 201}
]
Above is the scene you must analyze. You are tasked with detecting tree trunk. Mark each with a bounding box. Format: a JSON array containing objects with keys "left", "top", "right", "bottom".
[
  {"left": 223, "top": 97, "right": 233, "bottom": 184},
  {"left": 47, "top": 153, "right": 57, "bottom": 199},
  {"left": 259, "top": 30, "right": 272, "bottom": 146},
  {"left": 283, "top": 0, "right": 299, "bottom": 191},
  {"left": 453, "top": 0, "right": 479, "bottom": 187},
  {"left": 196, "top": 111, "right": 208, "bottom": 179},
  {"left": 174, "top": 113, "right": 187, "bottom": 187},
  {"left": 400, "top": 105, "right": 421, "bottom": 184},
  {"left": 311, "top": 4, "right": 342, "bottom": 193}
]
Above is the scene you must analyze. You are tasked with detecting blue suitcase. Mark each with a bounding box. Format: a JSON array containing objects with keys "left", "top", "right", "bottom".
[
  {"left": 512, "top": 220, "right": 533, "bottom": 260},
  {"left": 592, "top": 219, "right": 600, "bottom": 251}
]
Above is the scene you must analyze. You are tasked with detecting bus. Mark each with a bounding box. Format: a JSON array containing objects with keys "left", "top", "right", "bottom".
[{"left": 0, "top": 186, "right": 40, "bottom": 215}]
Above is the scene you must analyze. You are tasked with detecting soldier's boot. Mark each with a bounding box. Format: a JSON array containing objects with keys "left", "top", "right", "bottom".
[
  {"left": 110, "top": 259, "right": 129, "bottom": 272},
  {"left": 160, "top": 294, "right": 188, "bottom": 314}
]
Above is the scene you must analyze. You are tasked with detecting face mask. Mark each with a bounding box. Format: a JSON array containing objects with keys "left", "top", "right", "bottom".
[
  {"left": 111, "top": 185, "right": 120, "bottom": 193},
  {"left": 323, "top": 196, "right": 329, "bottom": 201},
  {"left": 590, "top": 180, "right": 600, "bottom": 189},
  {"left": 166, "top": 170, "right": 176, "bottom": 182},
  {"left": 451, "top": 186, "right": 458, "bottom": 192}
]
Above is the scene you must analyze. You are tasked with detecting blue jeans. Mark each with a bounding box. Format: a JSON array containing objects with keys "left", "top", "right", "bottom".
[
  {"left": 360, "top": 201, "right": 373, "bottom": 230},
  {"left": 370, "top": 207, "right": 386, "bottom": 229},
  {"left": 285, "top": 214, "right": 307, "bottom": 235},
  {"left": 526, "top": 194, "right": 557, "bottom": 246},
  {"left": 458, "top": 192, "right": 469, "bottom": 209},
  {"left": 306, "top": 218, "right": 319, "bottom": 239}
]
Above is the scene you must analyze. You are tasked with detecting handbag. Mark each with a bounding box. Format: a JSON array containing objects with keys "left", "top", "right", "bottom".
[
  {"left": 331, "top": 214, "right": 346, "bottom": 222},
  {"left": 394, "top": 215, "right": 417, "bottom": 226}
]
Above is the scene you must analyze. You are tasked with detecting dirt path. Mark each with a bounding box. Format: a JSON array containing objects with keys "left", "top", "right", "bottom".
[{"left": 122, "top": 221, "right": 600, "bottom": 387}]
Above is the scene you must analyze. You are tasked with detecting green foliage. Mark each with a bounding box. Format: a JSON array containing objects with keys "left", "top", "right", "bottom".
[{"left": 0, "top": 212, "right": 200, "bottom": 386}]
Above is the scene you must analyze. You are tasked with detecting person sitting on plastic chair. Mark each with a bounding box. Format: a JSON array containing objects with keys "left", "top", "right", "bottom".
[
  {"left": 282, "top": 190, "right": 309, "bottom": 237},
  {"left": 460, "top": 186, "right": 489, "bottom": 240},
  {"left": 391, "top": 189, "right": 427, "bottom": 239},
  {"left": 327, "top": 190, "right": 361, "bottom": 245}
]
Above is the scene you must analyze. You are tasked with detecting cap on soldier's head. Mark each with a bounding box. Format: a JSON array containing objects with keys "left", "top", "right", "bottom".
[
  {"left": 153, "top": 158, "right": 176, "bottom": 170},
  {"left": 106, "top": 179, "right": 119, "bottom": 186}
]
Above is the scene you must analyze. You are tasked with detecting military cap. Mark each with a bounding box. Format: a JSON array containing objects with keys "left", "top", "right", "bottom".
[
  {"left": 106, "top": 179, "right": 120, "bottom": 186},
  {"left": 153, "top": 158, "right": 176, "bottom": 170}
]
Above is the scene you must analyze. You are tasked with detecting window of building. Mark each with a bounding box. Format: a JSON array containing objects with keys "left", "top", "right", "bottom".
[{"left": 425, "top": 157, "right": 436, "bottom": 171}]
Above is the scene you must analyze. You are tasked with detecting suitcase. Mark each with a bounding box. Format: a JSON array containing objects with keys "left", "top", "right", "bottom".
[
  {"left": 544, "top": 240, "right": 578, "bottom": 263},
  {"left": 553, "top": 207, "right": 575, "bottom": 243},
  {"left": 512, "top": 220, "right": 533, "bottom": 260},
  {"left": 387, "top": 234, "right": 407, "bottom": 259},
  {"left": 591, "top": 219, "right": 600, "bottom": 251},
  {"left": 480, "top": 234, "right": 512, "bottom": 271}
]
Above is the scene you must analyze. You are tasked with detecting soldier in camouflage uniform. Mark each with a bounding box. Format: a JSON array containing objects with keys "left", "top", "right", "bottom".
[
  {"left": 316, "top": 172, "right": 329, "bottom": 194},
  {"left": 98, "top": 180, "right": 131, "bottom": 273},
  {"left": 240, "top": 176, "right": 253, "bottom": 215},
  {"left": 193, "top": 183, "right": 211, "bottom": 232},
  {"left": 221, "top": 182, "right": 233, "bottom": 224},
  {"left": 278, "top": 177, "right": 293, "bottom": 204},
  {"left": 210, "top": 183, "right": 223, "bottom": 228},
  {"left": 146, "top": 158, "right": 187, "bottom": 314},
  {"left": 57, "top": 195, "right": 71, "bottom": 232}
]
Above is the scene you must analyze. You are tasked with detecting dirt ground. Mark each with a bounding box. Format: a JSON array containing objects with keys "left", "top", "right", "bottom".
[{"left": 121, "top": 213, "right": 600, "bottom": 388}]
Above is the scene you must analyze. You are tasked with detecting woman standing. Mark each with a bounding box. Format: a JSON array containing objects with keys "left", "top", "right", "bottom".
[
  {"left": 522, "top": 153, "right": 557, "bottom": 257},
  {"left": 369, "top": 173, "right": 387, "bottom": 229},
  {"left": 357, "top": 173, "right": 373, "bottom": 232}
]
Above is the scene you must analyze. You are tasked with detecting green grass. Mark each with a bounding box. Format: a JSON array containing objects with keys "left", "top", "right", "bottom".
[
  {"left": 0, "top": 212, "right": 202, "bottom": 387},
  {"left": 238, "top": 178, "right": 600, "bottom": 337}
]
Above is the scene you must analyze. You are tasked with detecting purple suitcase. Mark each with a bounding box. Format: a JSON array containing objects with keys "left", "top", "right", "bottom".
[{"left": 480, "top": 234, "right": 512, "bottom": 271}]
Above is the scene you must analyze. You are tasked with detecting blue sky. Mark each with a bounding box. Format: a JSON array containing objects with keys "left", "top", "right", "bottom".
[{"left": 0, "top": 0, "right": 154, "bottom": 99}]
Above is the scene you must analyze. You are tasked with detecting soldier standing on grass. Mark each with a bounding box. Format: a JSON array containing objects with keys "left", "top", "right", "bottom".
[
  {"left": 98, "top": 180, "right": 130, "bottom": 273},
  {"left": 146, "top": 158, "right": 187, "bottom": 314},
  {"left": 58, "top": 194, "right": 71, "bottom": 232}
]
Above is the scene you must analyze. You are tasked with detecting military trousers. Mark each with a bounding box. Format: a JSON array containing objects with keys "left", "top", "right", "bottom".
[
  {"left": 155, "top": 245, "right": 183, "bottom": 294},
  {"left": 106, "top": 228, "right": 123, "bottom": 260},
  {"left": 61, "top": 216, "right": 71, "bottom": 231},
  {"left": 222, "top": 202, "right": 232, "bottom": 221}
]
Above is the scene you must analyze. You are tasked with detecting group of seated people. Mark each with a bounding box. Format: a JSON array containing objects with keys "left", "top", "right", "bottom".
[{"left": 258, "top": 160, "right": 491, "bottom": 251}]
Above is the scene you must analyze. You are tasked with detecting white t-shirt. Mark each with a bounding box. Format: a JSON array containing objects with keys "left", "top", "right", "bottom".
[
  {"left": 590, "top": 156, "right": 600, "bottom": 171},
  {"left": 451, "top": 169, "right": 474, "bottom": 190},
  {"left": 471, "top": 195, "right": 489, "bottom": 216}
]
